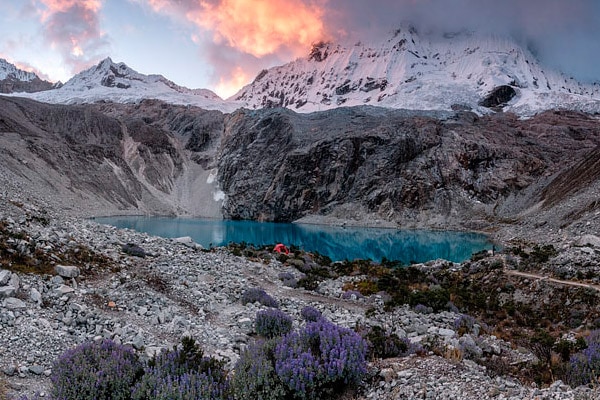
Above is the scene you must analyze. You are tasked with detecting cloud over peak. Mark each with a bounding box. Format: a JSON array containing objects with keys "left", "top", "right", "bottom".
[{"left": 37, "top": 0, "right": 108, "bottom": 73}]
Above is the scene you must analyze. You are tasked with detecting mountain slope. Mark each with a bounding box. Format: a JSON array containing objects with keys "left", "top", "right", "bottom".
[
  {"left": 19, "top": 58, "right": 240, "bottom": 112},
  {"left": 232, "top": 28, "right": 600, "bottom": 115},
  {"left": 0, "top": 58, "right": 57, "bottom": 94},
  {"left": 0, "top": 96, "right": 226, "bottom": 217}
]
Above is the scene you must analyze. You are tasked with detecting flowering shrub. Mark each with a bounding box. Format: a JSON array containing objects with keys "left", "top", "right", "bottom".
[
  {"left": 232, "top": 339, "right": 287, "bottom": 400},
  {"left": 132, "top": 337, "right": 231, "bottom": 400},
  {"left": 275, "top": 319, "right": 367, "bottom": 399},
  {"left": 300, "top": 306, "right": 322, "bottom": 322},
  {"left": 278, "top": 272, "right": 298, "bottom": 288},
  {"left": 255, "top": 309, "right": 293, "bottom": 338},
  {"left": 241, "top": 288, "right": 278, "bottom": 308},
  {"left": 413, "top": 304, "right": 433, "bottom": 314},
  {"left": 50, "top": 339, "right": 143, "bottom": 400},
  {"left": 132, "top": 370, "right": 231, "bottom": 400},
  {"left": 566, "top": 330, "right": 600, "bottom": 387}
]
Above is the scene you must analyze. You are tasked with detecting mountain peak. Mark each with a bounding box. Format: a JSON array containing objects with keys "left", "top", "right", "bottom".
[
  {"left": 0, "top": 58, "right": 38, "bottom": 82},
  {"left": 233, "top": 28, "right": 600, "bottom": 115},
  {"left": 16, "top": 56, "right": 238, "bottom": 112},
  {"left": 0, "top": 58, "right": 56, "bottom": 94}
]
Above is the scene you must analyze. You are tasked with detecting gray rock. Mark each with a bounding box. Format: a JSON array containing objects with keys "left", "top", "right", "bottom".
[
  {"left": 2, "top": 365, "right": 16, "bottom": 376},
  {"left": 55, "top": 265, "right": 80, "bottom": 278},
  {"left": 575, "top": 234, "right": 600, "bottom": 248},
  {"left": 173, "top": 236, "right": 202, "bottom": 249},
  {"left": 50, "top": 276, "right": 64, "bottom": 285},
  {"left": 0, "top": 270, "right": 10, "bottom": 285},
  {"left": 3, "top": 297, "right": 26, "bottom": 309},
  {"left": 439, "top": 328, "right": 456, "bottom": 337},
  {"left": 29, "top": 365, "right": 45, "bottom": 375},
  {"left": 30, "top": 287, "right": 42, "bottom": 304},
  {"left": 131, "top": 334, "right": 145, "bottom": 350},
  {"left": 9, "top": 273, "right": 19, "bottom": 290},
  {"left": 53, "top": 284, "right": 75, "bottom": 296},
  {"left": 0, "top": 285, "right": 16, "bottom": 298}
]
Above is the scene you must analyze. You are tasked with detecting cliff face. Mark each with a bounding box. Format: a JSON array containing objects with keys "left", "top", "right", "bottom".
[{"left": 217, "top": 107, "right": 600, "bottom": 228}]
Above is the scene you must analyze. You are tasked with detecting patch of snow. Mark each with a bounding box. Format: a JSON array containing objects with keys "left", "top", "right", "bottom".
[{"left": 213, "top": 190, "right": 225, "bottom": 202}]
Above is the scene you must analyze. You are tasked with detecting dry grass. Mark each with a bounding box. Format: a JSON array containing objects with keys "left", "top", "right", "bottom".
[
  {"left": 0, "top": 377, "right": 8, "bottom": 400},
  {"left": 444, "top": 346, "right": 463, "bottom": 363}
]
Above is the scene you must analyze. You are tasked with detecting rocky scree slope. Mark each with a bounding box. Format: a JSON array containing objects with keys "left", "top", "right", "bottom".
[{"left": 0, "top": 195, "right": 600, "bottom": 399}]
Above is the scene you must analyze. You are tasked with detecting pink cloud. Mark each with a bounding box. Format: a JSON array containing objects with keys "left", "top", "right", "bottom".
[
  {"left": 138, "top": 0, "right": 328, "bottom": 96},
  {"left": 36, "top": 0, "right": 108, "bottom": 73}
]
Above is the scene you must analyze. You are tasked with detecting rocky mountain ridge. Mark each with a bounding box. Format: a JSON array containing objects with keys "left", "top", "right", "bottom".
[
  {"left": 0, "top": 59, "right": 57, "bottom": 94},
  {"left": 10, "top": 58, "right": 240, "bottom": 112}
]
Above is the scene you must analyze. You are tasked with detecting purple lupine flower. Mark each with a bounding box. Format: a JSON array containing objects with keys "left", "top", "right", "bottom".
[
  {"left": 255, "top": 309, "right": 293, "bottom": 338},
  {"left": 241, "top": 288, "right": 279, "bottom": 308}
]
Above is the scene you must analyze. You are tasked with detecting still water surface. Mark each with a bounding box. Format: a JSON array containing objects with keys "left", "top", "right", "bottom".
[{"left": 93, "top": 216, "right": 493, "bottom": 263}]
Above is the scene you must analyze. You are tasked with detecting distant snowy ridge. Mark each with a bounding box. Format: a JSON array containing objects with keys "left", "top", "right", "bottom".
[
  {"left": 18, "top": 57, "right": 241, "bottom": 113},
  {"left": 0, "top": 58, "right": 38, "bottom": 82},
  {"left": 232, "top": 28, "right": 600, "bottom": 115},
  {"left": 0, "top": 58, "right": 57, "bottom": 94},
  {"left": 6, "top": 28, "right": 600, "bottom": 116}
]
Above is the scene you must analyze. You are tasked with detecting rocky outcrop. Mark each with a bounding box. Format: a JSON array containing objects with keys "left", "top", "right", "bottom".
[
  {"left": 0, "top": 76, "right": 57, "bottom": 94},
  {"left": 479, "top": 85, "right": 517, "bottom": 108},
  {"left": 217, "top": 107, "right": 600, "bottom": 227}
]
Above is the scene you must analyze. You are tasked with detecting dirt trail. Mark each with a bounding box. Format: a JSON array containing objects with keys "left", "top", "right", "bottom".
[{"left": 505, "top": 269, "right": 600, "bottom": 292}]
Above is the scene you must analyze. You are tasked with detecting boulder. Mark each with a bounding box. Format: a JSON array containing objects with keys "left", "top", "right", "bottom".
[
  {"left": 54, "top": 265, "right": 80, "bottom": 278},
  {"left": 575, "top": 234, "right": 600, "bottom": 248},
  {"left": 3, "top": 297, "right": 26, "bottom": 309},
  {"left": 0, "top": 270, "right": 10, "bottom": 285},
  {"left": 0, "top": 286, "right": 16, "bottom": 298},
  {"left": 53, "top": 284, "right": 75, "bottom": 296}
]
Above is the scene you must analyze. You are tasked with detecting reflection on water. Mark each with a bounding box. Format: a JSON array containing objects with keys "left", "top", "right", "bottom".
[{"left": 93, "top": 216, "right": 493, "bottom": 263}]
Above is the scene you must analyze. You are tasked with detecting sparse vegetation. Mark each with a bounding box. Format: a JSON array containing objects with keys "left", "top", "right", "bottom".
[
  {"left": 0, "top": 218, "right": 114, "bottom": 276},
  {"left": 240, "top": 288, "right": 278, "bottom": 308}
]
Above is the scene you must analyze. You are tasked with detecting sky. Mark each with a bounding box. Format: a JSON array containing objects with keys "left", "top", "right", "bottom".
[{"left": 0, "top": 0, "right": 599, "bottom": 98}]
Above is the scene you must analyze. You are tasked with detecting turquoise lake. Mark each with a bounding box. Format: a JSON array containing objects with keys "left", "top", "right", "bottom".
[{"left": 93, "top": 216, "right": 493, "bottom": 264}]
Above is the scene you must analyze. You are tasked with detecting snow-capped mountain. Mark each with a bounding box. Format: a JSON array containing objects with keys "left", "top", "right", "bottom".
[
  {"left": 232, "top": 28, "right": 600, "bottom": 115},
  {"left": 0, "top": 58, "right": 57, "bottom": 94},
  {"left": 0, "top": 58, "right": 37, "bottom": 82},
  {"left": 21, "top": 58, "right": 241, "bottom": 112},
  {"left": 6, "top": 28, "right": 600, "bottom": 116}
]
